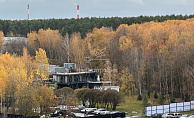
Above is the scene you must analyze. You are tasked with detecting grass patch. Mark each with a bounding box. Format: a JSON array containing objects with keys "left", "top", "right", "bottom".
[
  {"left": 116, "top": 95, "right": 144, "bottom": 116},
  {"left": 115, "top": 94, "right": 194, "bottom": 117},
  {"left": 76, "top": 100, "right": 82, "bottom": 105},
  {"left": 179, "top": 110, "right": 194, "bottom": 115}
]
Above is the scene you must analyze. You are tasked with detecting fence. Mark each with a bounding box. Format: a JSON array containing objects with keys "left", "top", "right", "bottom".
[{"left": 145, "top": 100, "right": 194, "bottom": 116}]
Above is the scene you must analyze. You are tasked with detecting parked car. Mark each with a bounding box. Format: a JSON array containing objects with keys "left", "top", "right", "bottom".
[
  {"left": 110, "top": 111, "right": 120, "bottom": 114},
  {"left": 93, "top": 108, "right": 110, "bottom": 115},
  {"left": 180, "top": 114, "right": 190, "bottom": 118},
  {"left": 72, "top": 106, "right": 85, "bottom": 112},
  {"left": 80, "top": 108, "right": 97, "bottom": 114},
  {"left": 188, "top": 115, "right": 194, "bottom": 118},
  {"left": 151, "top": 113, "right": 163, "bottom": 118},
  {"left": 171, "top": 113, "right": 182, "bottom": 118},
  {"left": 162, "top": 113, "right": 173, "bottom": 118}
]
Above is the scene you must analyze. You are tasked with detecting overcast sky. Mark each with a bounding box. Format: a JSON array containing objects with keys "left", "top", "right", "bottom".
[{"left": 0, "top": 0, "right": 193, "bottom": 20}]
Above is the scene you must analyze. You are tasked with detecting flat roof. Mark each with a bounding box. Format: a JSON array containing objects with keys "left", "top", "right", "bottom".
[
  {"left": 87, "top": 81, "right": 102, "bottom": 83},
  {"left": 53, "top": 71, "right": 96, "bottom": 76}
]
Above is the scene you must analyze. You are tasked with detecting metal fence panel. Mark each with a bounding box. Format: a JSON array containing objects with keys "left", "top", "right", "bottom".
[
  {"left": 191, "top": 101, "right": 194, "bottom": 110},
  {"left": 145, "top": 107, "right": 152, "bottom": 116},
  {"left": 177, "top": 102, "right": 183, "bottom": 112},
  {"left": 170, "top": 103, "right": 176, "bottom": 112},
  {"left": 157, "top": 105, "right": 164, "bottom": 114},
  {"left": 184, "top": 105, "right": 190, "bottom": 111},
  {"left": 164, "top": 105, "right": 170, "bottom": 113},
  {"left": 184, "top": 102, "right": 190, "bottom": 111},
  {"left": 152, "top": 106, "right": 157, "bottom": 114},
  {"left": 145, "top": 100, "right": 194, "bottom": 116}
]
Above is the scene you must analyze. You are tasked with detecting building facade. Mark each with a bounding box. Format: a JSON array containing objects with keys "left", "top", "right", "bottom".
[{"left": 50, "top": 63, "right": 102, "bottom": 89}]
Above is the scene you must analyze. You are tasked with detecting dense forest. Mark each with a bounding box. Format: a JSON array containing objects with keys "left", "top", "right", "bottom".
[
  {"left": 0, "top": 14, "right": 194, "bottom": 38},
  {"left": 0, "top": 15, "right": 194, "bottom": 104},
  {"left": 63, "top": 18, "right": 194, "bottom": 101}
]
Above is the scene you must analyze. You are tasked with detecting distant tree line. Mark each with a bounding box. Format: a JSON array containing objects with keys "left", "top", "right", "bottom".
[{"left": 0, "top": 14, "right": 193, "bottom": 38}]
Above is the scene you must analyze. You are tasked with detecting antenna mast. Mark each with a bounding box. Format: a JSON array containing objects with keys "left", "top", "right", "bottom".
[
  {"left": 77, "top": 5, "right": 79, "bottom": 19},
  {"left": 27, "top": 4, "right": 29, "bottom": 20}
]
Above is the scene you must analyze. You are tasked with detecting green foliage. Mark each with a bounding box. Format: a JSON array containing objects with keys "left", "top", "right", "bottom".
[
  {"left": 170, "top": 96, "right": 175, "bottom": 103},
  {"left": 54, "top": 87, "right": 74, "bottom": 105},
  {"left": 142, "top": 96, "right": 148, "bottom": 114},
  {"left": 184, "top": 94, "right": 190, "bottom": 102},
  {"left": 74, "top": 88, "right": 122, "bottom": 110},
  {"left": 54, "top": 87, "right": 74, "bottom": 97},
  {"left": 147, "top": 90, "right": 150, "bottom": 98},
  {"left": 142, "top": 96, "right": 148, "bottom": 107},
  {"left": 0, "top": 14, "right": 193, "bottom": 38},
  {"left": 74, "top": 88, "right": 90, "bottom": 106},
  {"left": 154, "top": 91, "right": 158, "bottom": 99},
  {"left": 102, "top": 89, "right": 123, "bottom": 110},
  {"left": 158, "top": 95, "right": 165, "bottom": 105},
  {"left": 137, "top": 94, "right": 142, "bottom": 100}
]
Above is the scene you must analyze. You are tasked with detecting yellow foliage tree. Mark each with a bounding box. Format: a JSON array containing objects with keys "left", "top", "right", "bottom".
[
  {"left": 120, "top": 68, "right": 136, "bottom": 96},
  {"left": 27, "top": 28, "right": 63, "bottom": 64},
  {"left": 21, "top": 48, "right": 36, "bottom": 80},
  {"left": 0, "top": 51, "right": 56, "bottom": 116},
  {"left": 35, "top": 48, "right": 49, "bottom": 80},
  {"left": 27, "top": 31, "right": 38, "bottom": 50},
  {"left": 84, "top": 27, "right": 115, "bottom": 69},
  {"left": 0, "top": 31, "right": 4, "bottom": 49},
  {"left": 38, "top": 85, "right": 56, "bottom": 115},
  {"left": 70, "top": 32, "right": 88, "bottom": 65},
  {"left": 0, "top": 64, "right": 8, "bottom": 98}
]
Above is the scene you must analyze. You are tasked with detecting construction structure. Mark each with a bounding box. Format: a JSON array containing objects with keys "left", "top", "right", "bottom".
[
  {"left": 50, "top": 63, "right": 102, "bottom": 89},
  {"left": 49, "top": 63, "right": 120, "bottom": 91}
]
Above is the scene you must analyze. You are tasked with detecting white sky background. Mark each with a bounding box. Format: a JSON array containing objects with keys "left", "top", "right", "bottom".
[{"left": 0, "top": 0, "right": 193, "bottom": 20}]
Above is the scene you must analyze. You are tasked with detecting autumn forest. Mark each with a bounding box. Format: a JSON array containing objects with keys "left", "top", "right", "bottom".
[{"left": 0, "top": 16, "right": 194, "bottom": 115}]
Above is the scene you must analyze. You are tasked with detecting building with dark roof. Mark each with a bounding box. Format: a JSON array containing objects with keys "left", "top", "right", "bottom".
[{"left": 50, "top": 63, "right": 102, "bottom": 89}]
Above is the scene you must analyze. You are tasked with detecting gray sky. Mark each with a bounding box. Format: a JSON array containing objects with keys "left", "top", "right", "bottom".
[{"left": 0, "top": 0, "right": 194, "bottom": 20}]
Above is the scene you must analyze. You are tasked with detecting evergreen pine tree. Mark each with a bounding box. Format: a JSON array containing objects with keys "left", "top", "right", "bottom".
[
  {"left": 147, "top": 90, "right": 150, "bottom": 98},
  {"left": 154, "top": 91, "right": 158, "bottom": 99},
  {"left": 158, "top": 95, "right": 165, "bottom": 105},
  {"left": 137, "top": 94, "right": 142, "bottom": 100},
  {"left": 170, "top": 96, "right": 175, "bottom": 103},
  {"left": 142, "top": 96, "right": 148, "bottom": 114}
]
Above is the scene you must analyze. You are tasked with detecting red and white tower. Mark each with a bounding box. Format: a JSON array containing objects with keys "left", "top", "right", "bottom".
[
  {"left": 77, "top": 5, "right": 79, "bottom": 19},
  {"left": 27, "top": 4, "right": 29, "bottom": 20}
]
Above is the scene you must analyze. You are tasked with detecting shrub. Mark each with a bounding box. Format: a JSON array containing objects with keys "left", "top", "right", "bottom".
[
  {"left": 158, "top": 95, "right": 165, "bottom": 105},
  {"left": 147, "top": 90, "right": 150, "bottom": 98},
  {"left": 170, "top": 96, "right": 175, "bottom": 103},
  {"left": 154, "top": 91, "right": 158, "bottom": 99},
  {"left": 137, "top": 94, "right": 142, "bottom": 100},
  {"left": 142, "top": 96, "right": 148, "bottom": 114},
  {"left": 143, "top": 96, "right": 148, "bottom": 107}
]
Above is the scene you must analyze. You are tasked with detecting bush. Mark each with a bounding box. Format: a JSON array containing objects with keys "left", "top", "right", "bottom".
[
  {"left": 147, "top": 90, "right": 150, "bottom": 98},
  {"left": 154, "top": 91, "right": 158, "bottom": 99},
  {"left": 143, "top": 96, "right": 148, "bottom": 107},
  {"left": 158, "top": 95, "right": 165, "bottom": 105},
  {"left": 142, "top": 96, "right": 148, "bottom": 114},
  {"left": 137, "top": 94, "right": 142, "bottom": 100},
  {"left": 170, "top": 96, "right": 175, "bottom": 103}
]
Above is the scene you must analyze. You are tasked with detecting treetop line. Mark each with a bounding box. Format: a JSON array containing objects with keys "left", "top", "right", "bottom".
[{"left": 0, "top": 14, "right": 193, "bottom": 38}]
